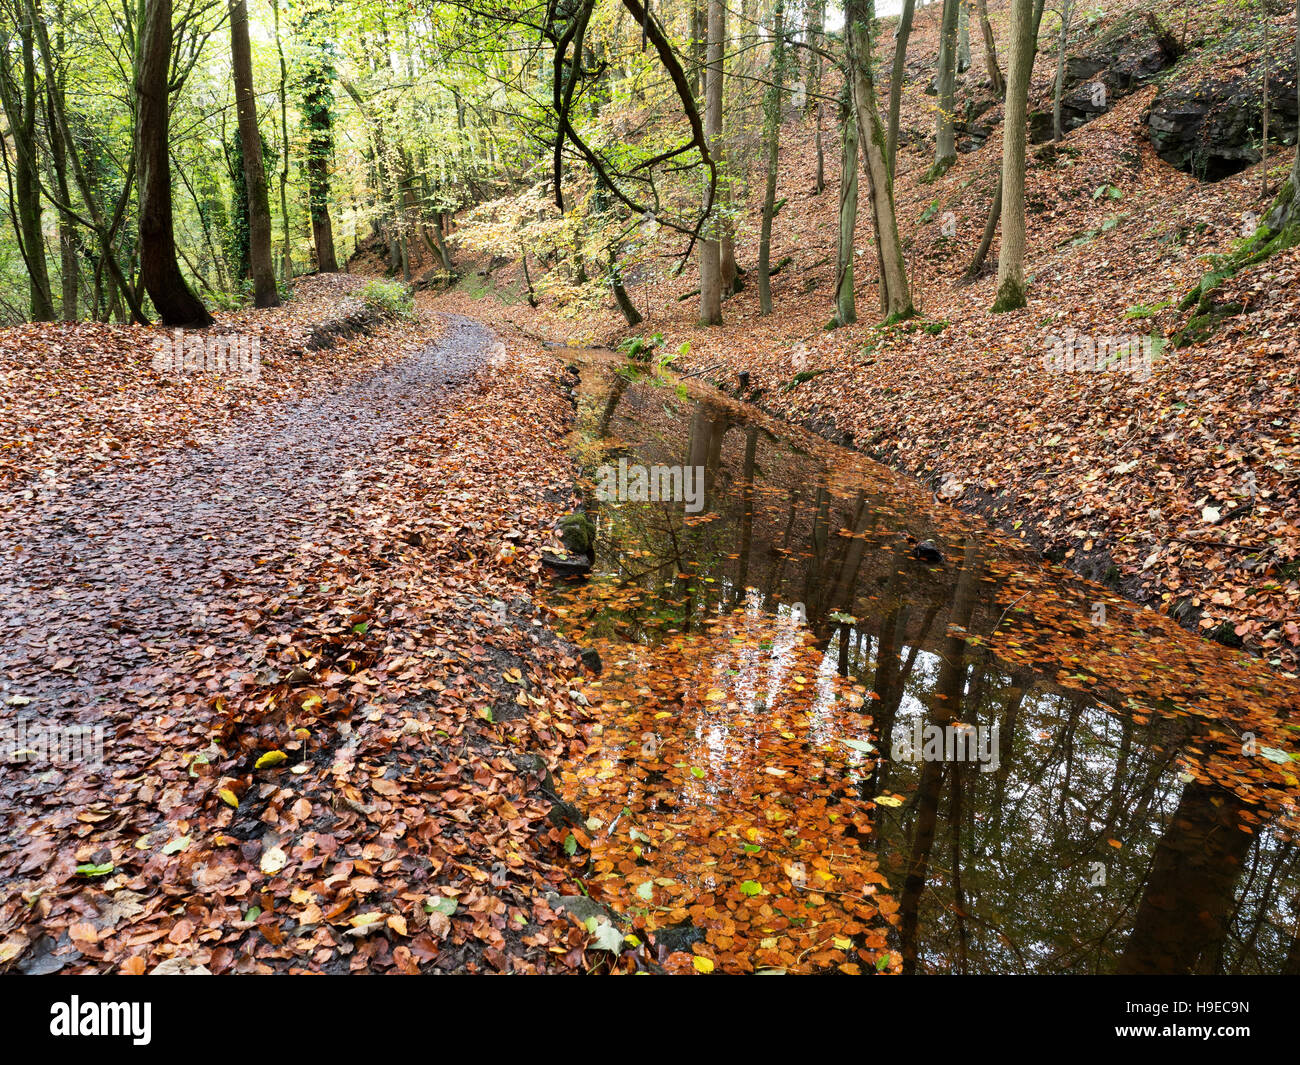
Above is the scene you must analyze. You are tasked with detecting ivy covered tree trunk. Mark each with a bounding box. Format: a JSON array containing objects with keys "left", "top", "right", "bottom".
[
  {"left": 230, "top": 0, "right": 279, "bottom": 306},
  {"left": 845, "top": 0, "right": 913, "bottom": 320},
  {"left": 134, "top": 0, "right": 212, "bottom": 326},
  {"left": 0, "top": 16, "right": 56, "bottom": 320},
  {"left": 834, "top": 89, "right": 859, "bottom": 327},
  {"left": 300, "top": 7, "right": 339, "bottom": 273},
  {"left": 226, "top": 129, "right": 251, "bottom": 282}
]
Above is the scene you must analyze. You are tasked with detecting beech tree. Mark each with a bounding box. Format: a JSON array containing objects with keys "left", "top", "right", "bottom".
[
  {"left": 699, "top": 0, "right": 724, "bottom": 326},
  {"left": 845, "top": 0, "right": 913, "bottom": 319},
  {"left": 229, "top": 0, "right": 279, "bottom": 306},
  {"left": 134, "top": 0, "right": 212, "bottom": 326},
  {"left": 992, "top": 0, "right": 1036, "bottom": 312}
]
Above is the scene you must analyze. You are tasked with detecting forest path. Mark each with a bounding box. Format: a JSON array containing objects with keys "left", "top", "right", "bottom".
[{"left": 0, "top": 315, "right": 496, "bottom": 886}]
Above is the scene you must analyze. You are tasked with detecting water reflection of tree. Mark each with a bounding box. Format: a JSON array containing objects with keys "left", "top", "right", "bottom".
[{"left": 574, "top": 364, "right": 1300, "bottom": 975}]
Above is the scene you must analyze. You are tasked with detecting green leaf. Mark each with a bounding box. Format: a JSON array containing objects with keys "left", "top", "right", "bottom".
[
  {"left": 75, "top": 863, "right": 114, "bottom": 877},
  {"left": 739, "top": 880, "right": 762, "bottom": 896},
  {"left": 563, "top": 833, "right": 577, "bottom": 856},
  {"left": 425, "top": 895, "right": 458, "bottom": 917}
]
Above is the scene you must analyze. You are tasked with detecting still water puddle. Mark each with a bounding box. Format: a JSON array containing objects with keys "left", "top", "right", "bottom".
[{"left": 549, "top": 351, "right": 1300, "bottom": 975}]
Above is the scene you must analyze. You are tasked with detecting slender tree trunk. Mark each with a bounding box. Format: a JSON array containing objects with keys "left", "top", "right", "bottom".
[
  {"left": 271, "top": 0, "right": 292, "bottom": 281},
  {"left": 1052, "top": 0, "right": 1074, "bottom": 143},
  {"left": 0, "top": 17, "right": 55, "bottom": 320},
  {"left": 958, "top": 0, "right": 972, "bottom": 71},
  {"left": 886, "top": 0, "right": 917, "bottom": 176},
  {"left": 698, "top": 0, "right": 724, "bottom": 325},
  {"left": 809, "top": 0, "right": 826, "bottom": 192},
  {"left": 229, "top": 0, "right": 279, "bottom": 306},
  {"left": 934, "top": 0, "right": 960, "bottom": 174},
  {"left": 835, "top": 91, "right": 859, "bottom": 326},
  {"left": 135, "top": 0, "right": 212, "bottom": 326},
  {"left": 44, "top": 13, "right": 79, "bottom": 321},
  {"left": 757, "top": 0, "right": 786, "bottom": 315},
  {"left": 992, "top": 0, "right": 1035, "bottom": 312},
  {"left": 846, "top": 0, "right": 913, "bottom": 319},
  {"left": 609, "top": 249, "right": 643, "bottom": 325},
  {"left": 978, "top": 0, "right": 1005, "bottom": 96}
]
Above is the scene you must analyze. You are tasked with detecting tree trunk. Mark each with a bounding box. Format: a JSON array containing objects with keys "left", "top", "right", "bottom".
[
  {"left": 846, "top": 0, "right": 913, "bottom": 320},
  {"left": 135, "top": 0, "right": 212, "bottom": 326},
  {"left": 0, "top": 17, "right": 55, "bottom": 320},
  {"left": 993, "top": 0, "right": 1035, "bottom": 312},
  {"left": 229, "top": 0, "right": 279, "bottom": 307},
  {"left": 978, "top": 0, "right": 1005, "bottom": 96},
  {"left": 809, "top": 0, "right": 826, "bottom": 192},
  {"left": 271, "top": 0, "right": 293, "bottom": 281},
  {"left": 302, "top": 9, "right": 339, "bottom": 273},
  {"left": 933, "top": 0, "right": 960, "bottom": 174},
  {"left": 757, "top": 0, "right": 786, "bottom": 315},
  {"left": 1052, "top": 0, "right": 1074, "bottom": 143},
  {"left": 835, "top": 90, "right": 859, "bottom": 326},
  {"left": 698, "top": 0, "right": 724, "bottom": 325},
  {"left": 43, "top": 15, "right": 79, "bottom": 321},
  {"left": 886, "top": 0, "right": 917, "bottom": 176},
  {"left": 958, "top": 0, "right": 972, "bottom": 72},
  {"left": 609, "top": 250, "right": 643, "bottom": 325}
]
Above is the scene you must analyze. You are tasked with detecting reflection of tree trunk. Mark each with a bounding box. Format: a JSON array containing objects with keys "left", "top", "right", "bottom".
[
  {"left": 596, "top": 373, "right": 629, "bottom": 438},
  {"left": 1117, "top": 781, "right": 1256, "bottom": 974},
  {"left": 734, "top": 426, "right": 759, "bottom": 604},
  {"left": 899, "top": 541, "right": 981, "bottom": 974},
  {"left": 686, "top": 403, "right": 730, "bottom": 509},
  {"left": 764, "top": 491, "right": 800, "bottom": 599},
  {"left": 801, "top": 481, "right": 833, "bottom": 616},
  {"left": 828, "top": 492, "right": 875, "bottom": 612}
]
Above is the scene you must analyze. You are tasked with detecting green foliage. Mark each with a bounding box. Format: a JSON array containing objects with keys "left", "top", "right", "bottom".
[
  {"left": 361, "top": 279, "right": 415, "bottom": 319},
  {"left": 617, "top": 332, "right": 665, "bottom": 363},
  {"left": 1124, "top": 300, "right": 1171, "bottom": 320}
]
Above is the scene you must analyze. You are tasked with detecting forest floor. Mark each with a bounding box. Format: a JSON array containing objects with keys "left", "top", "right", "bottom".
[
  {"left": 429, "top": 1, "right": 1300, "bottom": 679},
  {"left": 0, "top": 279, "right": 612, "bottom": 974}
]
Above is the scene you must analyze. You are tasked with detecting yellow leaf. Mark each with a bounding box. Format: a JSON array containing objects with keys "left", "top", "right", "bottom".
[
  {"left": 692, "top": 955, "right": 715, "bottom": 973},
  {"left": 218, "top": 788, "right": 239, "bottom": 808},
  {"left": 874, "top": 794, "right": 903, "bottom": 807},
  {"left": 254, "top": 750, "right": 288, "bottom": 770}
]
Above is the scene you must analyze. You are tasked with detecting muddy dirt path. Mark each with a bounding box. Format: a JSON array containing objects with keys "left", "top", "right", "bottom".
[{"left": 0, "top": 315, "right": 495, "bottom": 877}]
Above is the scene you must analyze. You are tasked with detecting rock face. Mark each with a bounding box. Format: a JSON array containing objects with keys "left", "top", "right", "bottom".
[
  {"left": 1029, "top": 13, "right": 1178, "bottom": 143},
  {"left": 1147, "top": 59, "right": 1299, "bottom": 180}
]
